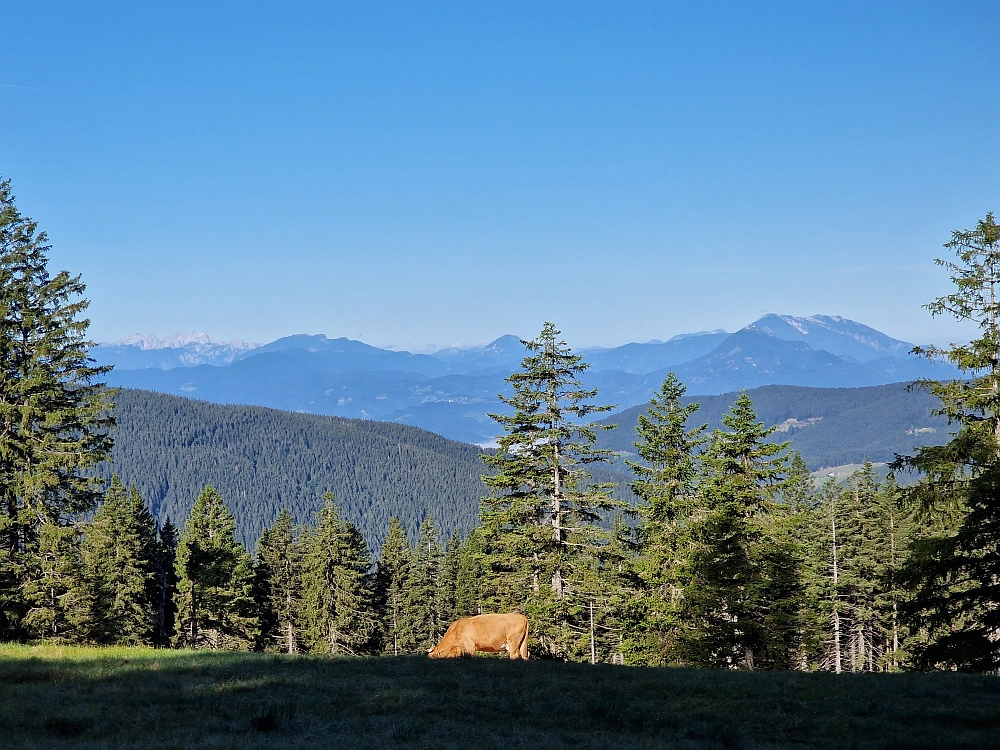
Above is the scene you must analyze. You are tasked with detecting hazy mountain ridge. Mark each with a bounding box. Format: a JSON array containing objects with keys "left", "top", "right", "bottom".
[{"left": 101, "top": 315, "right": 952, "bottom": 444}]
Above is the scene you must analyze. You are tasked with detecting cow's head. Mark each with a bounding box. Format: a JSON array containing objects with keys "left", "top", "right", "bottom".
[{"left": 427, "top": 645, "right": 440, "bottom": 659}]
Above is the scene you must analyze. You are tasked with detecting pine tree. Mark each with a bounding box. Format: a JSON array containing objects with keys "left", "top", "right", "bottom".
[
  {"left": 0, "top": 177, "right": 115, "bottom": 640},
  {"left": 173, "top": 486, "right": 258, "bottom": 650},
  {"left": 255, "top": 509, "right": 304, "bottom": 653},
  {"left": 401, "top": 516, "right": 445, "bottom": 651},
  {"left": 154, "top": 518, "right": 179, "bottom": 647},
  {"left": 480, "top": 322, "right": 617, "bottom": 660},
  {"left": 80, "top": 476, "right": 158, "bottom": 645},
  {"left": 681, "top": 392, "right": 795, "bottom": 669},
  {"left": 622, "top": 373, "right": 706, "bottom": 666},
  {"left": 375, "top": 517, "right": 411, "bottom": 655},
  {"left": 300, "top": 492, "right": 377, "bottom": 655},
  {"left": 892, "top": 212, "right": 1000, "bottom": 670}
]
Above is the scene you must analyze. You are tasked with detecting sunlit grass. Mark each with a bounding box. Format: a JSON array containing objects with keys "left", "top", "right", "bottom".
[{"left": 2, "top": 644, "right": 1000, "bottom": 749}]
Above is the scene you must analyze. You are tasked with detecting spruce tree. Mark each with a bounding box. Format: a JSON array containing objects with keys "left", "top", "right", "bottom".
[
  {"left": 439, "top": 529, "right": 462, "bottom": 627},
  {"left": 454, "top": 527, "right": 484, "bottom": 618},
  {"left": 681, "top": 392, "right": 795, "bottom": 669},
  {"left": 375, "top": 517, "right": 411, "bottom": 655},
  {"left": 622, "top": 373, "right": 706, "bottom": 666},
  {"left": 81, "top": 476, "right": 158, "bottom": 645},
  {"left": 480, "top": 322, "right": 617, "bottom": 659},
  {"left": 154, "top": 518, "right": 179, "bottom": 647},
  {"left": 892, "top": 212, "right": 1000, "bottom": 670},
  {"left": 0, "top": 177, "right": 115, "bottom": 640},
  {"left": 173, "top": 486, "right": 258, "bottom": 650},
  {"left": 300, "top": 493, "right": 376, "bottom": 655},
  {"left": 401, "top": 516, "right": 445, "bottom": 651},
  {"left": 255, "top": 509, "right": 304, "bottom": 653}
]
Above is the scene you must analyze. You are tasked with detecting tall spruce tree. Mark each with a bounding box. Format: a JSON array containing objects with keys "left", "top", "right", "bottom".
[
  {"left": 375, "top": 517, "right": 411, "bottom": 655},
  {"left": 454, "top": 527, "right": 484, "bottom": 618},
  {"left": 173, "top": 486, "right": 258, "bottom": 650},
  {"left": 892, "top": 212, "right": 1000, "bottom": 670},
  {"left": 154, "top": 518, "right": 179, "bottom": 647},
  {"left": 681, "top": 392, "right": 795, "bottom": 669},
  {"left": 255, "top": 509, "right": 304, "bottom": 653},
  {"left": 480, "top": 322, "right": 617, "bottom": 659},
  {"left": 81, "top": 476, "right": 158, "bottom": 645},
  {"left": 300, "top": 492, "right": 377, "bottom": 655},
  {"left": 0, "top": 177, "right": 115, "bottom": 640},
  {"left": 401, "top": 516, "right": 445, "bottom": 651},
  {"left": 622, "top": 373, "right": 706, "bottom": 666}
]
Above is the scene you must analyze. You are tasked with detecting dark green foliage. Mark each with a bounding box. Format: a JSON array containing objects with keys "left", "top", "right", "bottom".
[
  {"left": 80, "top": 476, "right": 158, "bottom": 645},
  {"left": 893, "top": 212, "right": 1000, "bottom": 670},
  {"left": 599, "top": 382, "right": 948, "bottom": 470},
  {"left": 0, "top": 177, "right": 115, "bottom": 641},
  {"left": 400, "top": 516, "right": 445, "bottom": 651},
  {"left": 300, "top": 493, "right": 377, "bottom": 655},
  {"left": 254, "top": 510, "right": 303, "bottom": 653},
  {"left": 374, "top": 517, "right": 411, "bottom": 655},
  {"left": 622, "top": 373, "right": 705, "bottom": 666},
  {"left": 681, "top": 393, "right": 796, "bottom": 669},
  {"left": 174, "top": 486, "right": 258, "bottom": 650},
  {"left": 153, "top": 518, "right": 178, "bottom": 647},
  {"left": 453, "top": 527, "right": 484, "bottom": 618},
  {"left": 98, "top": 389, "right": 487, "bottom": 550},
  {"left": 481, "top": 323, "right": 619, "bottom": 659}
]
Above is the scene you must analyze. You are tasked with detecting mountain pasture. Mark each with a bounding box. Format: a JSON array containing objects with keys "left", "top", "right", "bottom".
[{"left": 2, "top": 645, "right": 998, "bottom": 749}]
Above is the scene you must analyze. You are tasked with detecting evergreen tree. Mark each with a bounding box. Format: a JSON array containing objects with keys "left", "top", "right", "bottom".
[
  {"left": 622, "top": 373, "right": 706, "bottom": 666},
  {"left": 21, "top": 522, "right": 90, "bottom": 641},
  {"left": 255, "top": 509, "right": 304, "bottom": 653},
  {"left": 173, "top": 486, "right": 258, "bottom": 650},
  {"left": 892, "top": 212, "right": 1000, "bottom": 670},
  {"left": 154, "top": 518, "right": 179, "bottom": 647},
  {"left": 300, "top": 492, "right": 377, "bottom": 655},
  {"left": 800, "top": 467, "right": 915, "bottom": 672},
  {"left": 681, "top": 392, "right": 795, "bottom": 669},
  {"left": 0, "top": 177, "right": 115, "bottom": 640},
  {"left": 375, "top": 517, "right": 411, "bottom": 655},
  {"left": 454, "top": 527, "right": 484, "bottom": 618},
  {"left": 401, "top": 516, "right": 445, "bottom": 651},
  {"left": 439, "top": 529, "right": 462, "bottom": 626},
  {"left": 81, "top": 476, "right": 158, "bottom": 645},
  {"left": 480, "top": 322, "right": 617, "bottom": 660}
]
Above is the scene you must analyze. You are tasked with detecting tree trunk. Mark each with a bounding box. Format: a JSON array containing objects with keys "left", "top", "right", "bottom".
[
  {"left": 831, "top": 504, "right": 842, "bottom": 674},
  {"left": 589, "top": 599, "right": 596, "bottom": 665}
]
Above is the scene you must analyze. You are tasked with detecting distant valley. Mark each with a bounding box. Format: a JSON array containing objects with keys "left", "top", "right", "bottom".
[{"left": 96, "top": 314, "right": 952, "bottom": 447}]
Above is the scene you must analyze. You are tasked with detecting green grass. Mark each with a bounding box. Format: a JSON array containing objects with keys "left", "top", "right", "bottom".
[{"left": 2, "top": 645, "right": 1000, "bottom": 749}]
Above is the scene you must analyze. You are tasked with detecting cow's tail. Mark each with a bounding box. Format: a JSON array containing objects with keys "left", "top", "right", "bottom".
[{"left": 518, "top": 617, "right": 529, "bottom": 660}]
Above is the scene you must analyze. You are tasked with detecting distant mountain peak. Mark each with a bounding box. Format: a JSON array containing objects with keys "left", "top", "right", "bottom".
[{"left": 106, "top": 331, "right": 259, "bottom": 351}]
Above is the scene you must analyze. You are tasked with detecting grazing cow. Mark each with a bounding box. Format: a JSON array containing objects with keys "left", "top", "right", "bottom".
[{"left": 427, "top": 613, "right": 529, "bottom": 660}]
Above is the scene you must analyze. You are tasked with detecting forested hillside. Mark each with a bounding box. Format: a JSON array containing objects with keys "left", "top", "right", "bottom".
[
  {"left": 598, "top": 382, "right": 949, "bottom": 469},
  {"left": 100, "top": 390, "right": 487, "bottom": 548}
]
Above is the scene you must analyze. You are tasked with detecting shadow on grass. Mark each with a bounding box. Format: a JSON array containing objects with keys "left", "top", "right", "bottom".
[{"left": 1, "top": 645, "right": 1000, "bottom": 749}]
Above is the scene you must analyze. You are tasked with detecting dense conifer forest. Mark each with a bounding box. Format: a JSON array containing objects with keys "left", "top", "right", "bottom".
[
  {"left": 3, "top": 176, "right": 1000, "bottom": 673},
  {"left": 100, "top": 389, "right": 489, "bottom": 548}
]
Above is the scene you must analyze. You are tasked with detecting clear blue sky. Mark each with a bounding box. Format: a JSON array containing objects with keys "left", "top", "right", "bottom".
[{"left": 2, "top": 2, "right": 996, "bottom": 350}]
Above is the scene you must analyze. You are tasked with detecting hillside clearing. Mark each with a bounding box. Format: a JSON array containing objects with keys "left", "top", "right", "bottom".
[{"left": 2, "top": 646, "right": 999, "bottom": 749}]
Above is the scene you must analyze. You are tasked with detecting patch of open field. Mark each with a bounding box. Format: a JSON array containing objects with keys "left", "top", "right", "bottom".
[{"left": 2, "top": 645, "right": 999, "bottom": 749}]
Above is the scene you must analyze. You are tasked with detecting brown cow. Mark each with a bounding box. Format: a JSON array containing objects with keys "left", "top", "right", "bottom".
[{"left": 427, "top": 613, "right": 529, "bottom": 660}]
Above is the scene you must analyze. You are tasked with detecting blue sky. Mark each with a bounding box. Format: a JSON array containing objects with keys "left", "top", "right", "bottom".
[{"left": 2, "top": 2, "right": 997, "bottom": 350}]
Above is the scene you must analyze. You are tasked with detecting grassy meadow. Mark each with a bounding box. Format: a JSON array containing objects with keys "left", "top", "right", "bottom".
[{"left": 2, "top": 645, "right": 1000, "bottom": 749}]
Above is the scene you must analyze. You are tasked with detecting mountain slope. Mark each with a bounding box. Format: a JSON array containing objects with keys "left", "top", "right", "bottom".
[
  {"left": 598, "top": 382, "right": 949, "bottom": 469},
  {"left": 749, "top": 314, "right": 912, "bottom": 362},
  {"left": 101, "top": 390, "right": 490, "bottom": 550}
]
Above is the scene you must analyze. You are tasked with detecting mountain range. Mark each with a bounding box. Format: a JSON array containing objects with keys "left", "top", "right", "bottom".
[{"left": 95, "top": 314, "right": 953, "bottom": 445}]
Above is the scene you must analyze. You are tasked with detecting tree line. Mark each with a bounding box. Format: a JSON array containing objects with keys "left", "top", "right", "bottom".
[{"left": 2, "top": 174, "right": 999, "bottom": 670}]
